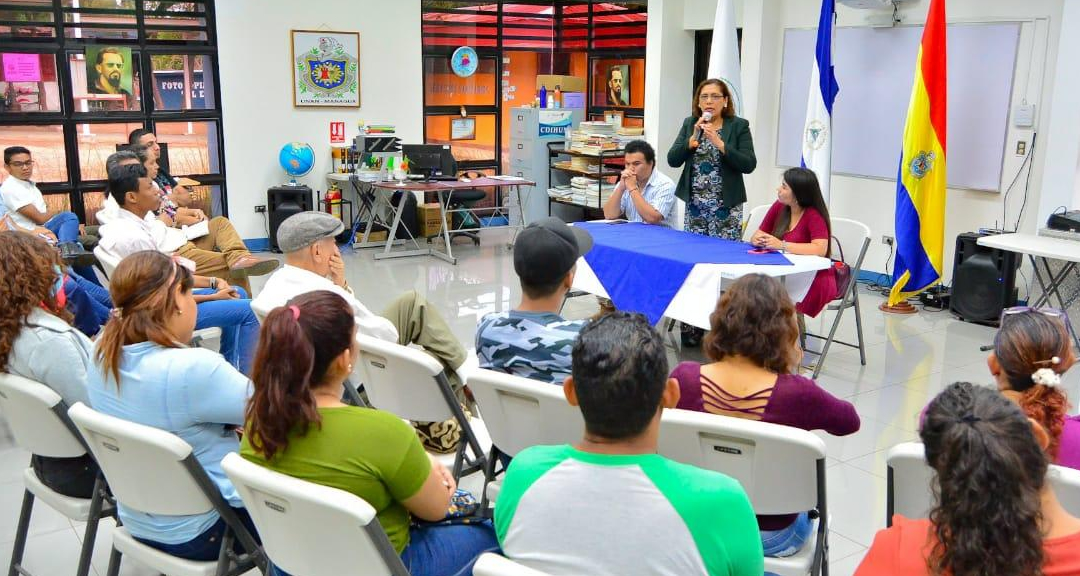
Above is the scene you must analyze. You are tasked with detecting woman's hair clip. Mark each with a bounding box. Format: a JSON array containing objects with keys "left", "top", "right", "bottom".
[
  {"left": 109, "top": 308, "right": 123, "bottom": 320},
  {"left": 1032, "top": 368, "right": 1062, "bottom": 386},
  {"left": 1051, "top": 356, "right": 1061, "bottom": 365},
  {"left": 288, "top": 305, "right": 300, "bottom": 321}
]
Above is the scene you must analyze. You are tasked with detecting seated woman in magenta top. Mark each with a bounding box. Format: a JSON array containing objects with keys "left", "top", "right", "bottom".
[
  {"left": 750, "top": 167, "right": 837, "bottom": 317},
  {"left": 670, "top": 273, "right": 859, "bottom": 558},
  {"left": 988, "top": 307, "right": 1080, "bottom": 470}
]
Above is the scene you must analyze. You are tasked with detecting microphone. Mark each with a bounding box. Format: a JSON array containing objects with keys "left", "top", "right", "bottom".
[{"left": 693, "top": 111, "right": 713, "bottom": 143}]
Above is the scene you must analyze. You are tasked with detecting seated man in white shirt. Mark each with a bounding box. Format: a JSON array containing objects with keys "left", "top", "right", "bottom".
[
  {"left": 98, "top": 150, "right": 277, "bottom": 292},
  {"left": 2, "top": 146, "right": 100, "bottom": 282},
  {"left": 601, "top": 140, "right": 677, "bottom": 226},
  {"left": 251, "top": 211, "right": 470, "bottom": 452},
  {"left": 96, "top": 163, "right": 261, "bottom": 374}
]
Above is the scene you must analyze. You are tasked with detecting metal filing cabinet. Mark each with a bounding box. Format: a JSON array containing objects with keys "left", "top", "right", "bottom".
[{"left": 508, "top": 107, "right": 582, "bottom": 223}]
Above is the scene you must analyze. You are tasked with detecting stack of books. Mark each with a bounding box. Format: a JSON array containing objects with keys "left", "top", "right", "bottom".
[{"left": 570, "top": 176, "right": 616, "bottom": 206}]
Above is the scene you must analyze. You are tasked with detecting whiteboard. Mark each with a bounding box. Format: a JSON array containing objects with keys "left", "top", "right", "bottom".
[{"left": 777, "top": 23, "right": 1020, "bottom": 192}]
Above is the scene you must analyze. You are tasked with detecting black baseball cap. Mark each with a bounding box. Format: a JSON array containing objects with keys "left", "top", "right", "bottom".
[{"left": 514, "top": 217, "right": 593, "bottom": 286}]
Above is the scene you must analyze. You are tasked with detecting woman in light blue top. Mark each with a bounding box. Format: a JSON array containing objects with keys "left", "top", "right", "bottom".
[{"left": 87, "top": 250, "right": 257, "bottom": 561}]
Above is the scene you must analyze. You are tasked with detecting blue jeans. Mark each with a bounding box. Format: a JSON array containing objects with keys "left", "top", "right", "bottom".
[
  {"left": 137, "top": 507, "right": 260, "bottom": 562},
  {"left": 401, "top": 522, "right": 500, "bottom": 576},
  {"left": 48, "top": 211, "right": 102, "bottom": 285},
  {"left": 44, "top": 211, "right": 79, "bottom": 243},
  {"left": 269, "top": 521, "right": 499, "bottom": 576},
  {"left": 761, "top": 511, "right": 813, "bottom": 558},
  {"left": 65, "top": 275, "right": 112, "bottom": 336},
  {"left": 193, "top": 287, "right": 258, "bottom": 375}
]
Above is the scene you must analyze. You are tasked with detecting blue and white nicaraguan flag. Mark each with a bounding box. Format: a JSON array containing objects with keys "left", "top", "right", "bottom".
[{"left": 801, "top": 0, "right": 840, "bottom": 204}]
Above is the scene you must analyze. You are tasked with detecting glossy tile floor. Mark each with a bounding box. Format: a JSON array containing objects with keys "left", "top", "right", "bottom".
[{"left": 3, "top": 228, "right": 1078, "bottom": 575}]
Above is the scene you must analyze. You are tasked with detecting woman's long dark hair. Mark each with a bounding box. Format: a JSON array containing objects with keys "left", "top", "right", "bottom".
[
  {"left": 245, "top": 290, "right": 355, "bottom": 460},
  {"left": 994, "top": 311, "right": 1076, "bottom": 459},
  {"left": 921, "top": 382, "right": 1048, "bottom": 576},
  {"left": 771, "top": 167, "right": 832, "bottom": 257}
]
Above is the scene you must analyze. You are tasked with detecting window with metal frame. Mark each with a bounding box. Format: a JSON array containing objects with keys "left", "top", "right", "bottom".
[{"left": 0, "top": 0, "right": 224, "bottom": 223}]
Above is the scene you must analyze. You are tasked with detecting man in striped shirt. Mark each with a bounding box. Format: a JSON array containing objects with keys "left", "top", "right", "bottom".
[{"left": 601, "top": 140, "right": 676, "bottom": 227}]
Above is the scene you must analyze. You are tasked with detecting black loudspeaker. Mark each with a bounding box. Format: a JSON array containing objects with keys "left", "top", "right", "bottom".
[
  {"left": 949, "top": 232, "right": 1020, "bottom": 323},
  {"left": 268, "top": 185, "right": 312, "bottom": 252}
]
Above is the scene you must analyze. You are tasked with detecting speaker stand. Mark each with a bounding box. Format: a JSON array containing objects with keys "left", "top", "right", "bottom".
[{"left": 879, "top": 301, "right": 918, "bottom": 315}]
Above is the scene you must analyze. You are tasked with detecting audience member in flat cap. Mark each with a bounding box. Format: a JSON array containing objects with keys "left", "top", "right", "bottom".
[{"left": 252, "top": 211, "right": 471, "bottom": 452}]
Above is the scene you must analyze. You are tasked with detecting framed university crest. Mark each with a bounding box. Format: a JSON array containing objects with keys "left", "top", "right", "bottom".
[{"left": 290, "top": 30, "right": 360, "bottom": 108}]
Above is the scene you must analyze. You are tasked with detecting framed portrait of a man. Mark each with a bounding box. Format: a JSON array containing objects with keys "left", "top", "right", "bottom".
[
  {"left": 605, "top": 64, "right": 629, "bottom": 107},
  {"left": 86, "top": 46, "right": 133, "bottom": 96}
]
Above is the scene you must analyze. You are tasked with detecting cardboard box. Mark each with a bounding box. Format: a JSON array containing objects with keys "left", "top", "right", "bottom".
[
  {"left": 536, "top": 74, "right": 586, "bottom": 93},
  {"left": 418, "top": 203, "right": 449, "bottom": 237}
]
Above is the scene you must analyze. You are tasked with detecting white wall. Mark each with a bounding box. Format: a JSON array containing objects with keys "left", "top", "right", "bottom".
[
  {"left": 658, "top": 0, "right": 1075, "bottom": 292},
  {"left": 215, "top": 0, "right": 423, "bottom": 241}
]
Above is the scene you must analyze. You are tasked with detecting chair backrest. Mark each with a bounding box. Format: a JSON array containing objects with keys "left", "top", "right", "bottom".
[
  {"left": 466, "top": 369, "right": 584, "bottom": 457},
  {"left": 657, "top": 408, "right": 827, "bottom": 515},
  {"left": 887, "top": 441, "right": 1080, "bottom": 523},
  {"left": 68, "top": 402, "right": 213, "bottom": 516},
  {"left": 0, "top": 373, "right": 86, "bottom": 459},
  {"left": 221, "top": 453, "right": 408, "bottom": 576},
  {"left": 93, "top": 245, "right": 120, "bottom": 280},
  {"left": 741, "top": 204, "right": 771, "bottom": 242},
  {"left": 354, "top": 334, "right": 454, "bottom": 423},
  {"left": 829, "top": 217, "right": 871, "bottom": 270},
  {"left": 474, "top": 553, "right": 553, "bottom": 576}
]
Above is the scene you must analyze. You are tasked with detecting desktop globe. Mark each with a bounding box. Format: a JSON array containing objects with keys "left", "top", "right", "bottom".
[{"left": 278, "top": 142, "right": 315, "bottom": 184}]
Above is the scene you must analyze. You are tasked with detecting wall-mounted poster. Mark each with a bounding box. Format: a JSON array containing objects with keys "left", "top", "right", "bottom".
[
  {"left": 605, "top": 64, "right": 630, "bottom": 107},
  {"left": 86, "top": 46, "right": 133, "bottom": 96},
  {"left": 291, "top": 30, "right": 360, "bottom": 107},
  {"left": 450, "top": 117, "right": 476, "bottom": 140}
]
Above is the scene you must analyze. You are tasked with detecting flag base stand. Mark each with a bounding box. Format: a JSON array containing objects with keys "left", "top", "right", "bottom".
[{"left": 879, "top": 301, "right": 918, "bottom": 315}]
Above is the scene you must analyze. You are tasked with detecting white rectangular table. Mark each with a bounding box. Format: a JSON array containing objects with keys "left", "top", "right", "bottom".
[
  {"left": 572, "top": 252, "right": 832, "bottom": 330},
  {"left": 977, "top": 232, "right": 1080, "bottom": 348}
]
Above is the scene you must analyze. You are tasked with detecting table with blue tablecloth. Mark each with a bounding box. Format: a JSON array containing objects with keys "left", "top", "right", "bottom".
[{"left": 571, "top": 221, "right": 832, "bottom": 329}]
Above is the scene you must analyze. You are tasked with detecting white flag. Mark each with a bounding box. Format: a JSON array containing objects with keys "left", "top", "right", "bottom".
[
  {"left": 802, "top": 0, "right": 840, "bottom": 204},
  {"left": 708, "top": 0, "right": 743, "bottom": 116}
]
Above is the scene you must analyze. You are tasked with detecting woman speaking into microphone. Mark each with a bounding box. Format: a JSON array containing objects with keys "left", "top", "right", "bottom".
[
  {"left": 667, "top": 78, "right": 757, "bottom": 240},
  {"left": 667, "top": 78, "right": 757, "bottom": 347}
]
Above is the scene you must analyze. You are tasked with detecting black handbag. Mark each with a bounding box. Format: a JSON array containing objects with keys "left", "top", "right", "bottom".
[{"left": 831, "top": 236, "right": 853, "bottom": 301}]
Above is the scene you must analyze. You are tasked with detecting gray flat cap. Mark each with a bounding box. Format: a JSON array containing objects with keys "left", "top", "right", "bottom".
[{"left": 277, "top": 211, "right": 344, "bottom": 253}]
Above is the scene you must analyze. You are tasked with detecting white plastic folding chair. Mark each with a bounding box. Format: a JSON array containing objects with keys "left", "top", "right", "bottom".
[
  {"left": 355, "top": 334, "right": 486, "bottom": 480},
  {"left": 802, "top": 217, "right": 871, "bottom": 379},
  {"left": 67, "top": 402, "right": 265, "bottom": 576},
  {"left": 466, "top": 368, "right": 585, "bottom": 506},
  {"left": 658, "top": 409, "right": 829, "bottom": 576},
  {"left": 742, "top": 204, "right": 772, "bottom": 243},
  {"left": 887, "top": 441, "right": 1080, "bottom": 524},
  {"left": 221, "top": 453, "right": 409, "bottom": 576},
  {"left": 473, "top": 553, "right": 554, "bottom": 576},
  {"left": 0, "top": 373, "right": 114, "bottom": 576}
]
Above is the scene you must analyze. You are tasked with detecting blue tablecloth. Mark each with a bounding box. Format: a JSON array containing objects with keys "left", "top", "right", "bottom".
[{"left": 577, "top": 222, "right": 791, "bottom": 324}]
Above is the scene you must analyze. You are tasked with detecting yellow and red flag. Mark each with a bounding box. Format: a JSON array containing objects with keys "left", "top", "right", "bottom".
[{"left": 889, "top": 0, "right": 947, "bottom": 306}]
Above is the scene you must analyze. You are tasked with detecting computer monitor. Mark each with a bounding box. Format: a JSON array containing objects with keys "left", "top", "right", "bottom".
[{"left": 402, "top": 144, "right": 457, "bottom": 179}]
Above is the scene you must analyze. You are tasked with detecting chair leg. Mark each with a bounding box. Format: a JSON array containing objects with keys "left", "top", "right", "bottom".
[
  {"left": 75, "top": 476, "right": 109, "bottom": 576},
  {"left": 853, "top": 289, "right": 867, "bottom": 366},
  {"left": 104, "top": 546, "right": 122, "bottom": 576},
  {"left": 7, "top": 490, "right": 34, "bottom": 576},
  {"left": 813, "top": 297, "right": 850, "bottom": 380}
]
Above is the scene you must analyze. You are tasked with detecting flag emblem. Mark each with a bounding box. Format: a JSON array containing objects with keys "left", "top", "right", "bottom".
[
  {"left": 804, "top": 120, "right": 828, "bottom": 151},
  {"left": 908, "top": 151, "right": 936, "bottom": 179}
]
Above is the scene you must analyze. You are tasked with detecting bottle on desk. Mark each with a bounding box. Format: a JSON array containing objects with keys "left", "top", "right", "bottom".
[{"left": 539, "top": 85, "right": 548, "bottom": 109}]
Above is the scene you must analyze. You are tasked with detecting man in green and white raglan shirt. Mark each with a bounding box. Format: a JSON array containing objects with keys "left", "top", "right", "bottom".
[{"left": 494, "top": 312, "right": 764, "bottom": 576}]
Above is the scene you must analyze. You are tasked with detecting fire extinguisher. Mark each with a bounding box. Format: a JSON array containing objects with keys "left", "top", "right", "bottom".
[{"left": 325, "top": 186, "right": 342, "bottom": 220}]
